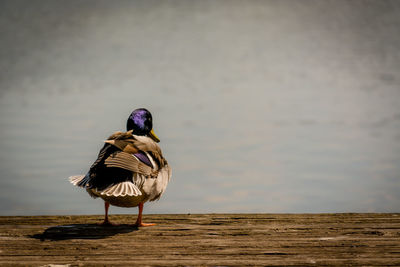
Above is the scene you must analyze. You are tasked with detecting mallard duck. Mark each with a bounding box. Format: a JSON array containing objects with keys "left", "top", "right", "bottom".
[{"left": 69, "top": 108, "right": 171, "bottom": 227}]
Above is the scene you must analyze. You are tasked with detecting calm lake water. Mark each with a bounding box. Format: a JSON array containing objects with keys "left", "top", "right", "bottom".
[{"left": 1, "top": 0, "right": 399, "bottom": 215}]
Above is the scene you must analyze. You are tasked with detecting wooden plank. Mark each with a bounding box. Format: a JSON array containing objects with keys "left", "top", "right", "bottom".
[{"left": 0, "top": 214, "right": 399, "bottom": 266}]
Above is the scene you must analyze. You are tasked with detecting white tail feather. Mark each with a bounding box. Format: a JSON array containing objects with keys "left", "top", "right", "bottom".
[{"left": 100, "top": 182, "right": 142, "bottom": 197}]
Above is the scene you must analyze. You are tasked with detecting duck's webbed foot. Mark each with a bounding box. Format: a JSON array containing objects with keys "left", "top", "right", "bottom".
[
  {"left": 132, "top": 202, "right": 156, "bottom": 227},
  {"left": 133, "top": 222, "right": 156, "bottom": 227}
]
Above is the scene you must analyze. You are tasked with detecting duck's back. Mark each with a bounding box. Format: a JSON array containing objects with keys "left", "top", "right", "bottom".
[{"left": 70, "top": 131, "right": 171, "bottom": 206}]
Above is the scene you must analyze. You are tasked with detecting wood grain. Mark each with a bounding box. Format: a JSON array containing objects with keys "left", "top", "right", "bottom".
[{"left": 0, "top": 213, "right": 399, "bottom": 266}]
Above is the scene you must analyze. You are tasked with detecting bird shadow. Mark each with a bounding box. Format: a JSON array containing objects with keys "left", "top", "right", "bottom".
[{"left": 30, "top": 223, "right": 138, "bottom": 241}]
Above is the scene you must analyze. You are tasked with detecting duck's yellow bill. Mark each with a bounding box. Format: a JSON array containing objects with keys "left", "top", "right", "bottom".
[{"left": 149, "top": 129, "right": 160, "bottom": 143}]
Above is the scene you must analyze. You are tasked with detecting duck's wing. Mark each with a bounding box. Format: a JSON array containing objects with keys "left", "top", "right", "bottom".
[
  {"left": 103, "top": 131, "right": 163, "bottom": 174},
  {"left": 74, "top": 143, "right": 130, "bottom": 191},
  {"left": 99, "top": 130, "right": 159, "bottom": 169},
  {"left": 130, "top": 135, "right": 169, "bottom": 170},
  {"left": 72, "top": 131, "right": 153, "bottom": 191},
  {"left": 103, "top": 150, "right": 154, "bottom": 176},
  {"left": 105, "top": 132, "right": 169, "bottom": 171}
]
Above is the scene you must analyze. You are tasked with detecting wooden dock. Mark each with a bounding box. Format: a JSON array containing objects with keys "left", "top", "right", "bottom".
[{"left": 0, "top": 213, "right": 400, "bottom": 266}]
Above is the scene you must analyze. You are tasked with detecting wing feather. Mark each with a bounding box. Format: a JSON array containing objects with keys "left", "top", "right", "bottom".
[
  {"left": 105, "top": 131, "right": 168, "bottom": 170},
  {"left": 104, "top": 151, "right": 154, "bottom": 176},
  {"left": 131, "top": 135, "right": 168, "bottom": 169}
]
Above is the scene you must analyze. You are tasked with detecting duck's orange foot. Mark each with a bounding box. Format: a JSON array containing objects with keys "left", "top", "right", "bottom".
[
  {"left": 133, "top": 202, "right": 156, "bottom": 227},
  {"left": 132, "top": 222, "right": 156, "bottom": 227}
]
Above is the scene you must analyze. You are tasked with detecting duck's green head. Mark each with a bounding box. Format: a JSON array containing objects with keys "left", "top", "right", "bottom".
[{"left": 127, "top": 108, "right": 160, "bottom": 142}]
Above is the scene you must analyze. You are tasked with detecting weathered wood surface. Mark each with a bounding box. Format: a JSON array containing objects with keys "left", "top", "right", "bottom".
[{"left": 0, "top": 213, "right": 399, "bottom": 266}]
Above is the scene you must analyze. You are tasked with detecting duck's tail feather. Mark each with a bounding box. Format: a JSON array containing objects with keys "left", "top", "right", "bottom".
[
  {"left": 69, "top": 175, "right": 142, "bottom": 198},
  {"left": 69, "top": 174, "right": 90, "bottom": 188},
  {"left": 100, "top": 181, "right": 142, "bottom": 197}
]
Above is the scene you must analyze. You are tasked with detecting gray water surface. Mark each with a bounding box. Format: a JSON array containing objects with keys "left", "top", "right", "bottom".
[{"left": 1, "top": 0, "right": 399, "bottom": 215}]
